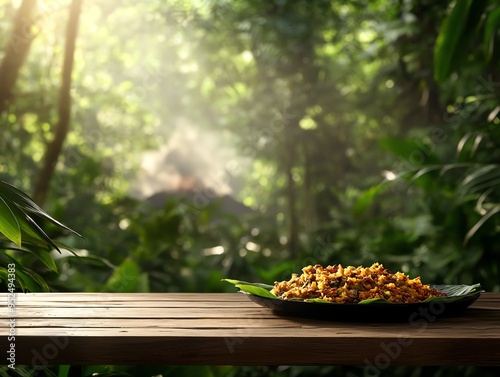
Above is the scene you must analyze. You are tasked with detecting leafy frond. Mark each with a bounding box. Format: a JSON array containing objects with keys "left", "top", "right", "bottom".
[
  {"left": 0, "top": 180, "right": 82, "bottom": 291},
  {"left": 401, "top": 163, "right": 500, "bottom": 245},
  {"left": 0, "top": 180, "right": 81, "bottom": 252}
]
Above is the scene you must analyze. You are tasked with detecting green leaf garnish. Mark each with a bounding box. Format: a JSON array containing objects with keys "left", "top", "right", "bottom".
[
  {"left": 222, "top": 279, "right": 276, "bottom": 298},
  {"left": 304, "top": 298, "right": 330, "bottom": 304},
  {"left": 358, "top": 298, "right": 394, "bottom": 305}
]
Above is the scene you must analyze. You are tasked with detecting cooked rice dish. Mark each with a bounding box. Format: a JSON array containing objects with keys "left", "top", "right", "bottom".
[{"left": 271, "top": 263, "right": 446, "bottom": 303}]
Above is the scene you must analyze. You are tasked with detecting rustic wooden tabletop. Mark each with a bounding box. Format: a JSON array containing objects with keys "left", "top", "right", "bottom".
[{"left": 1, "top": 292, "right": 499, "bottom": 366}]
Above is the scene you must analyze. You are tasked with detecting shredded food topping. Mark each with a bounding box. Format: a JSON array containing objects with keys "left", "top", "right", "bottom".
[{"left": 271, "top": 263, "right": 446, "bottom": 303}]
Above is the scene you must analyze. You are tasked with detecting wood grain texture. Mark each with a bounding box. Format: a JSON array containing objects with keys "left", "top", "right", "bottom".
[{"left": 1, "top": 292, "right": 499, "bottom": 366}]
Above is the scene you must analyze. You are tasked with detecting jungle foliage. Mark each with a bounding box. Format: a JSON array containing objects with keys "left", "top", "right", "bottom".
[{"left": 0, "top": 0, "right": 499, "bottom": 376}]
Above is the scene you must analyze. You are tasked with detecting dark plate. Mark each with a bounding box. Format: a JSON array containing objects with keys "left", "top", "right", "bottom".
[{"left": 244, "top": 290, "right": 481, "bottom": 322}]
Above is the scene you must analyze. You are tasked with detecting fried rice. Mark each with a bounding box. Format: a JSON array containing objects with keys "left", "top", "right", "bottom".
[{"left": 270, "top": 263, "right": 446, "bottom": 303}]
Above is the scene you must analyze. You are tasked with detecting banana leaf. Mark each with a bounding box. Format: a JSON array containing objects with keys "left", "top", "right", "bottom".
[{"left": 222, "top": 279, "right": 276, "bottom": 299}]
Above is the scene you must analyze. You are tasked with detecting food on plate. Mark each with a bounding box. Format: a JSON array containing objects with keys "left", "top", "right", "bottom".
[{"left": 270, "top": 263, "right": 446, "bottom": 303}]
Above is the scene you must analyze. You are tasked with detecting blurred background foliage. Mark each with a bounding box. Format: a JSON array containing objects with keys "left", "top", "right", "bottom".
[{"left": 0, "top": 0, "right": 499, "bottom": 376}]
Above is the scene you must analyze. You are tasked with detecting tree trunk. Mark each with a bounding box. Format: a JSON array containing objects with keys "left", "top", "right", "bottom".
[
  {"left": 283, "top": 119, "right": 300, "bottom": 259},
  {"left": 0, "top": 0, "right": 38, "bottom": 116},
  {"left": 33, "top": 0, "right": 83, "bottom": 206},
  {"left": 285, "top": 158, "right": 299, "bottom": 258},
  {"left": 302, "top": 134, "right": 316, "bottom": 236}
]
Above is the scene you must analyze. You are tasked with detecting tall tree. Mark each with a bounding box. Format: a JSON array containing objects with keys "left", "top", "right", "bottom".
[
  {"left": 0, "top": 0, "right": 38, "bottom": 116},
  {"left": 33, "top": 0, "right": 83, "bottom": 206}
]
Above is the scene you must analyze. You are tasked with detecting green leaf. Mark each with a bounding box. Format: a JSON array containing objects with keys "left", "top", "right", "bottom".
[
  {"left": 304, "top": 298, "right": 330, "bottom": 304},
  {"left": 15, "top": 267, "right": 50, "bottom": 292},
  {"left": 3, "top": 196, "right": 61, "bottom": 251},
  {"left": 236, "top": 284, "right": 278, "bottom": 299},
  {"left": 434, "top": 0, "right": 473, "bottom": 82},
  {"left": 0, "top": 180, "right": 82, "bottom": 254},
  {"left": 104, "top": 258, "right": 141, "bottom": 292},
  {"left": 62, "top": 254, "right": 116, "bottom": 269},
  {"left": 0, "top": 181, "right": 81, "bottom": 236},
  {"left": 432, "top": 283, "right": 482, "bottom": 296},
  {"left": 24, "top": 249, "right": 58, "bottom": 273},
  {"left": 222, "top": 279, "right": 276, "bottom": 298},
  {"left": 485, "top": 6, "right": 500, "bottom": 62},
  {"left": 0, "top": 267, "right": 9, "bottom": 284},
  {"left": 0, "top": 244, "right": 58, "bottom": 272},
  {"left": 352, "top": 183, "right": 388, "bottom": 215},
  {"left": 0, "top": 250, "right": 50, "bottom": 292},
  {"left": 423, "top": 283, "right": 483, "bottom": 302},
  {"left": 358, "top": 298, "right": 394, "bottom": 305},
  {"left": 358, "top": 284, "right": 482, "bottom": 304},
  {"left": 459, "top": 165, "right": 500, "bottom": 197},
  {"left": 410, "top": 165, "right": 442, "bottom": 182},
  {"left": 0, "top": 196, "right": 21, "bottom": 247},
  {"left": 23, "top": 212, "right": 63, "bottom": 253},
  {"left": 379, "top": 137, "right": 438, "bottom": 168},
  {"left": 222, "top": 278, "right": 274, "bottom": 290},
  {"left": 464, "top": 205, "right": 500, "bottom": 245}
]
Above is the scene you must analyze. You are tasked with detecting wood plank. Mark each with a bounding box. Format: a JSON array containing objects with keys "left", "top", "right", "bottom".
[
  {"left": 3, "top": 312, "right": 500, "bottom": 338},
  {"left": 8, "top": 292, "right": 244, "bottom": 302},
  {"left": 11, "top": 317, "right": 307, "bottom": 329},
  {"left": 1, "top": 307, "right": 275, "bottom": 318},
  {"left": 6, "top": 319, "right": 500, "bottom": 337},
  {"left": 3, "top": 297, "right": 499, "bottom": 323},
  {"left": 7, "top": 333, "right": 500, "bottom": 366},
  {"left": 8, "top": 300, "right": 259, "bottom": 308}
]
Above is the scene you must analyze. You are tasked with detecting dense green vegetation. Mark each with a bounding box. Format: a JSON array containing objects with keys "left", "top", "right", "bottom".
[{"left": 0, "top": 0, "right": 499, "bottom": 376}]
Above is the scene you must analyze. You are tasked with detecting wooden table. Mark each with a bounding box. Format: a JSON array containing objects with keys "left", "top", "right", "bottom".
[{"left": 1, "top": 292, "right": 499, "bottom": 367}]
